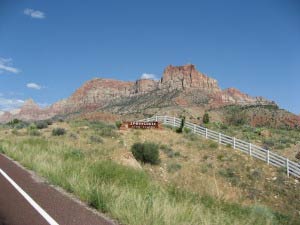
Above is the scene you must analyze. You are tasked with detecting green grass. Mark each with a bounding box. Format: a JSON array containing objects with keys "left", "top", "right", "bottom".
[{"left": 0, "top": 132, "right": 295, "bottom": 225}]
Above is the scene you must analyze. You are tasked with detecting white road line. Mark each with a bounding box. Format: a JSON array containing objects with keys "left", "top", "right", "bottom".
[{"left": 0, "top": 168, "right": 59, "bottom": 225}]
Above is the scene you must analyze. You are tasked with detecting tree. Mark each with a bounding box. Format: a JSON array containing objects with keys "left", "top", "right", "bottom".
[
  {"left": 176, "top": 116, "right": 185, "bottom": 133},
  {"left": 203, "top": 113, "right": 210, "bottom": 124}
]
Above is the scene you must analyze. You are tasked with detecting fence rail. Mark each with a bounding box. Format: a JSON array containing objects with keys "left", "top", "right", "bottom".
[{"left": 139, "top": 115, "right": 300, "bottom": 178}]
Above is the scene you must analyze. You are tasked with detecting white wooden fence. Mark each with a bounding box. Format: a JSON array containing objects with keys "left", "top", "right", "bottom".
[{"left": 139, "top": 115, "right": 300, "bottom": 178}]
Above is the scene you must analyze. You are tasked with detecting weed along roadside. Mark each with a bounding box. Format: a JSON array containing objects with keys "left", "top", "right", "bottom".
[{"left": 0, "top": 117, "right": 299, "bottom": 225}]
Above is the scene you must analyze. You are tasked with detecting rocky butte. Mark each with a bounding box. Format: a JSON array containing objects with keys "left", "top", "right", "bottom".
[{"left": 0, "top": 64, "right": 286, "bottom": 124}]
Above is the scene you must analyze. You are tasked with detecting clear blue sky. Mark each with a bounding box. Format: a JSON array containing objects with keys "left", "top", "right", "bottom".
[{"left": 0, "top": 0, "right": 299, "bottom": 113}]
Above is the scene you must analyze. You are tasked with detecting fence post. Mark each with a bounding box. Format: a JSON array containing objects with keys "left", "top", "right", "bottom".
[
  {"left": 267, "top": 150, "right": 269, "bottom": 164},
  {"left": 249, "top": 143, "right": 252, "bottom": 156},
  {"left": 218, "top": 133, "right": 221, "bottom": 144},
  {"left": 286, "top": 159, "right": 289, "bottom": 177},
  {"left": 233, "top": 137, "right": 236, "bottom": 149},
  {"left": 164, "top": 116, "right": 166, "bottom": 124},
  {"left": 155, "top": 115, "right": 158, "bottom": 122},
  {"left": 173, "top": 117, "right": 176, "bottom": 127},
  {"left": 205, "top": 128, "right": 208, "bottom": 139},
  {"left": 193, "top": 124, "right": 196, "bottom": 133}
]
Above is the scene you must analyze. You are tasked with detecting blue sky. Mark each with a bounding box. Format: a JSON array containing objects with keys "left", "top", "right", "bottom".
[{"left": 0, "top": 0, "right": 299, "bottom": 113}]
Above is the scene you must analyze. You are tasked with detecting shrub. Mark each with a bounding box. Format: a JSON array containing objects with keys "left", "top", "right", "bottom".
[
  {"left": 160, "top": 144, "right": 176, "bottom": 158},
  {"left": 263, "top": 139, "right": 275, "bottom": 148},
  {"left": 7, "top": 118, "right": 21, "bottom": 126},
  {"left": 46, "top": 120, "right": 53, "bottom": 125},
  {"left": 131, "top": 142, "right": 160, "bottom": 164},
  {"left": 35, "top": 121, "right": 48, "bottom": 129},
  {"left": 176, "top": 117, "right": 185, "bottom": 133},
  {"left": 115, "top": 121, "right": 122, "bottom": 129},
  {"left": 52, "top": 128, "right": 66, "bottom": 136},
  {"left": 89, "top": 135, "right": 103, "bottom": 143},
  {"left": 203, "top": 113, "right": 210, "bottom": 124},
  {"left": 220, "top": 123, "right": 228, "bottom": 130},
  {"left": 226, "top": 107, "right": 247, "bottom": 126},
  {"left": 183, "top": 127, "right": 191, "bottom": 134},
  {"left": 209, "top": 142, "right": 218, "bottom": 149},
  {"left": 28, "top": 129, "right": 40, "bottom": 136},
  {"left": 27, "top": 123, "right": 40, "bottom": 136},
  {"left": 7, "top": 119, "right": 29, "bottom": 129},
  {"left": 167, "top": 163, "right": 182, "bottom": 173},
  {"left": 219, "top": 168, "right": 240, "bottom": 186}
]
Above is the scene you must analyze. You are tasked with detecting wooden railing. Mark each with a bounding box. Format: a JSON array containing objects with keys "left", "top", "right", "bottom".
[{"left": 139, "top": 115, "right": 300, "bottom": 178}]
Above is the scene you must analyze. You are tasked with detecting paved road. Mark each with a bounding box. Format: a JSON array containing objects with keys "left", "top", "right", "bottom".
[{"left": 0, "top": 154, "right": 116, "bottom": 225}]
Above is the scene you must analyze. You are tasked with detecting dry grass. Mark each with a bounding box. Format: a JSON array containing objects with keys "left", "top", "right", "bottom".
[{"left": 0, "top": 120, "right": 298, "bottom": 224}]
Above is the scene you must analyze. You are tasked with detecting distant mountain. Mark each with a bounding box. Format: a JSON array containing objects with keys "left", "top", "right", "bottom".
[{"left": 0, "top": 64, "right": 299, "bottom": 128}]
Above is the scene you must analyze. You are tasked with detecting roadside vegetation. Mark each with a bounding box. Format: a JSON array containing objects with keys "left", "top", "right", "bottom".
[
  {"left": 202, "top": 120, "right": 300, "bottom": 159},
  {"left": 0, "top": 118, "right": 299, "bottom": 225}
]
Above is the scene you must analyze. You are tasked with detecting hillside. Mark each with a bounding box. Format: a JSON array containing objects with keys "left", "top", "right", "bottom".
[{"left": 0, "top": 119, "right": 299, "bottom": 224}]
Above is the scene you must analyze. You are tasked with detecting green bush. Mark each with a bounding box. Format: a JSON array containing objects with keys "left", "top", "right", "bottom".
[
  {"left": 35, "top": 121, "right": 48, "bottom": 129},
  {"left": 7, "top": 118, "right": 21, "bottom": 126},
  {"left": 7, "top": 119, "right": 29, "bottom": 129},
  {"left": 27, "top": 123, "right": 40, "bottom": 136},
  {"left": 203, "top": 113, "right": 210, "bottom": 124},
  {"left": 52, "top": 128, "right": 66, "bottom": 136},
  {"left": 131, "top": 142, "right": 160, "bottom": 165},
  {"left": 115, "top": 121, "right": 122, "bottom": 129},
  {"left": 46, "top": 120, "right": 53, "bottom": 125},
  {"left": 183, "top": 127, "right": 191, "bottom": 134}
]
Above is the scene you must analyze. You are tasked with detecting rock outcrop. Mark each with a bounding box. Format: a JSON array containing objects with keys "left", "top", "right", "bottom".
[
  {"left": 160, "top": 64, "right": 220, "bottom": 92},
  {"left": 212, "top": 88, "right": 274, "bottom": 106},
  {"left": 0, "top": 64, "right": 281, "bottom": 123}
]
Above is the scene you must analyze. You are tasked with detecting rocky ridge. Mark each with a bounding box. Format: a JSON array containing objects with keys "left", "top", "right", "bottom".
[{"left": 0, "top": 64, "right": 284, "bottom": 125}]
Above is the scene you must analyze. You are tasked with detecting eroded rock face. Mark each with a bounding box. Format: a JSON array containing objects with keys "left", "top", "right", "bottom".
[
  {"left": 212, "top": 88, "right": 274, "bottom": 106},
  {"left": 0, "top": 64, "right": 280, "bottom": 123},
  {"left": 66, "top": 78, "right": 134, "bottom": 112},
  {"left": 160, "top": 64, "right": 220, "bottom": 92},
  {"left": 133, "top": 79, "right": 158, "bottom": 94},
  {"left": 0, "top": 112, "right": 13, "bottom": 123}
]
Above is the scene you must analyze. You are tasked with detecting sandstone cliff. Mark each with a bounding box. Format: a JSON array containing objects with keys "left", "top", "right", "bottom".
[{"left": 0, "top": 64, "right": 281, "bottom": 124}]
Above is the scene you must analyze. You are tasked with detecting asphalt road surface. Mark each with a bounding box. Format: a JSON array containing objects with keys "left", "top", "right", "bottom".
[{"left": 0, "top": 154, "right": 116, "bottom": 225}]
